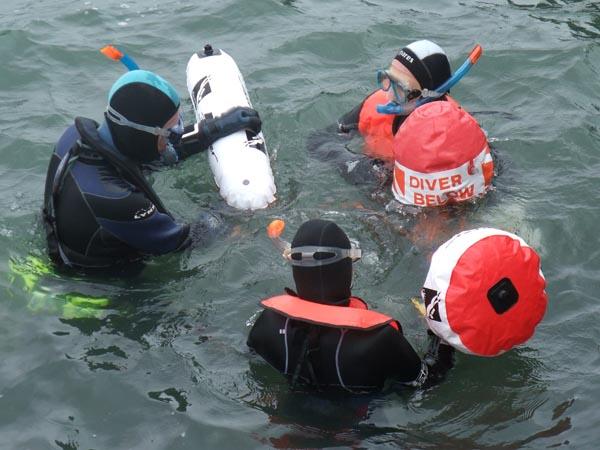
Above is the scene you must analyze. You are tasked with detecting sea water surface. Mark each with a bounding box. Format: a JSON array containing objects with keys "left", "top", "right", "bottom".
[{"left": 1, "top": 0, "right": 599, "bottom": 448}]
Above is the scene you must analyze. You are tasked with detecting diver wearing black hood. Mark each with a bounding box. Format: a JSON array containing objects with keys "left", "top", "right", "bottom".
[
  {"left": 43, "top": 70, "right": 261, "bottom": 269},
  {"left": 247, "top": 219, "right": 454, "bottom": 393},
  {"left": 307, "top": 40, "right": 454, "bottom": 187}
]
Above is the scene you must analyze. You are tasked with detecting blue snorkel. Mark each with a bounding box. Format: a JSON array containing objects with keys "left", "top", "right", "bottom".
[
  {"left": 100, "top": 45, "right": 140, "bottom": 71},
  {"left": 376, "top": 44, "right": 483, "bottom": 115}
]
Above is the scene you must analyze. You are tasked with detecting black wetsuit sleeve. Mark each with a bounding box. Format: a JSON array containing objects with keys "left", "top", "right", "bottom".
[
  {"left": 176, "top": 108, "right": 261, "bottom": 161},
  {"left": 175, "top": 136, "right": 209, "bottom": 160},
  {"left": 142, "top": 133, "right": 211, "bottom": 169},
  {"left": 337, "top": 101, "right": 364, "bottom": 133},
  {"left": 306, "top": 123, "right": 391, "bottom": 186},
  {"left": 247, "top": 309, "right": 288, "bottom": 373},
  {"left": 422, "top": 331, "right": 455, "bottom": 387},
  {"left": 93, "top": 191, "right": 191, "bottom": 255},
  {"left": 306, "top": 93, "right": 393, "bottom": 186},
  {"left": 381, "top": 325, "right": 425, "bottom": 384}
]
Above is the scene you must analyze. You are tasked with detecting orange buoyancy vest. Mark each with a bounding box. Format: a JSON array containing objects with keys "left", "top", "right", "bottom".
[
  {"left": 261, "top": 294, "right": 399, "bottom": 331},
  {"left": 358, "top": 90, "right": 460, "bottom": 161},
  {"left": 358, "top": 90, "right": 396, "bottom": 161}
]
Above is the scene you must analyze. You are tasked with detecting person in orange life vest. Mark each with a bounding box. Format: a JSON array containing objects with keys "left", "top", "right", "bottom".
[
  {"left": 247, "top": 219, "right": 455, "bottom": 393},
  {"left": 341, "top": 40, "right": 454, "bottom": 159},
  {"left": 308, "top": 40, "right": 456, "bottom": 186}
]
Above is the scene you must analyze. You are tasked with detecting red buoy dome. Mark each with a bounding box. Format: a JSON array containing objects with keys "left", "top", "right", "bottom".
[
  {"left": 422, "top": 228, "right": 547, "bottom": 356},
  {"left": 392, "top": 101, "right": 494, "bottom": 207}
]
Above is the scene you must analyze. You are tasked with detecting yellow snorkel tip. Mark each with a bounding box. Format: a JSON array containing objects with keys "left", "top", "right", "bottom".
[{"left": 411, "top": 297, "right": 426, "bottom": 316}]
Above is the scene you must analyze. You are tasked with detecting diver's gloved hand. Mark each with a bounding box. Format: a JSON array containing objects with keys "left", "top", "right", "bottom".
[
  {"left": 177, "top": 107, "right": 262, "bottom": 158},
  {"left": 201, "top": 106, "right": 262, "bottom": 142}
]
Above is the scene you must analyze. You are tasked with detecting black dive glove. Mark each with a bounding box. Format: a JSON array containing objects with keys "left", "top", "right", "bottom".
[
  {"left": 422, "top": 330, "right": 455, "bottom": 387},
  {"left": 178, "top": 106, "right": 262, "bottom": 158},
  {"left": 202, "top": 106, "right": 261, "bottom": 140}
]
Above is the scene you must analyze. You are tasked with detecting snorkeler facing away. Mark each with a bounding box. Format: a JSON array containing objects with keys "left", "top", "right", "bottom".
[
  {"left": 308, "top": 40, "right": 483, "bottom": 188},
  {"left": 247, "top": 219, "right": 454, "bottom": 393},
  {"left": 43, "top": 51, "right": 261, "bottom": 270}
]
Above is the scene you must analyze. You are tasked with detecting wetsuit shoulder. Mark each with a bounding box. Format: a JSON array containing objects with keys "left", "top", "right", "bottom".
[
  {"left": 61, "top": 158, "right": 189, "bottom": 258},
  {"left": 247, "top": 308, "right": 290, "bottom": 373},
  {"left": 54, "top": 124, "right": 80, "bottom": 157},
  {"left": 306, "top": 124, "right": 390, "bottom": 186},
  {"left": 339, "top": 323, "right": 423, "bottom": 386},
  {"left": 88, "top": 187, "right": 190, "bottom": 255},
  {"left": 248, "top": 304, "right": 424, "bottom": 390},
  {"left": 248, "top": 309, "right": 286, "bottom": 350}
]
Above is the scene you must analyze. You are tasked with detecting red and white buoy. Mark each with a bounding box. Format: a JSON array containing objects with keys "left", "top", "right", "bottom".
[
  {"left": 392, "top": 101, "right": 494, "bottom": 207},
  {"left": 422, "top": 228, "right": 547, "bottom": 356}
]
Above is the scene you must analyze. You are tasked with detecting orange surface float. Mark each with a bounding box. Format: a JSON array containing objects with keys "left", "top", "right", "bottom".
[{"left": 392, "top": 101, "right": 493, "bottom": 207}]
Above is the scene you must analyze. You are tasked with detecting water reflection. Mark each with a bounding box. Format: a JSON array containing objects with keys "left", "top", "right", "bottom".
[
  {"left": 246, "top": 358, "right": 380, "bottom": 448},
  {"left": 243, "top": 340, "right": 575, "bottom": 448},
  {"left": 506, "top": 0, "right": 600, "bottom": 39}
]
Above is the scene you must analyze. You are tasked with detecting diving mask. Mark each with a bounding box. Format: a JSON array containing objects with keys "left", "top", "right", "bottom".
[
  {"left": 105, "top": 105, "right": 185, "bottom": 165},
  {"left": 376, "top": 70, "right": 423, "bottom": 104},
  {"left": 375, "top": 71, "right": 443, "bottom": 115},
  {"left": 267, "top": 220, "right": 361, "bottom": 267},
  {"left": 105, "top": 105, "right": 184, "bottom": 146},
  {"left": 376, "top": 44, "right": 483, "bottom": 115}
]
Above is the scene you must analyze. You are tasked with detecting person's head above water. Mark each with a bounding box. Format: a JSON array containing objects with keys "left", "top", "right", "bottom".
[
  {"left": 105, "top": 70, "right": 182, "bottom": 163},
  {"left": 268, "top": 219, "right": 362, "bottom": 306},
  {"left": 291, "top": 219, "right": 358, "bottom": 305},
  {"left": 377, "top": 40, "right": 452, "bottom": 112}
]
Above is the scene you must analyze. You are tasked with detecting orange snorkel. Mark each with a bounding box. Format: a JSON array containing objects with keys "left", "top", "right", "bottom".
[
  {"left": 100, "top": 45, "right": 140, "bottom": 71},
  {"left": 267, "top": 219, "right": 291, "bottom": 256}
]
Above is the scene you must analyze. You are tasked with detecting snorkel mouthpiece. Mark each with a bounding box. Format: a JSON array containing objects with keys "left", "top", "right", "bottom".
[
  {"left": 376, "top": 102, "right": 412, "bottom": 115},
  {"left": 376, "top": 44, "right": 483, "bottom": 115}
]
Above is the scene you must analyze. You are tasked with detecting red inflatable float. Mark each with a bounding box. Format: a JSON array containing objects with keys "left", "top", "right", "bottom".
[
  {"left": 392, "top": 101, "right": 494, "bottom": 207},
  {"left": 422, "top": 228, "right": 547, "bottom": 356}
]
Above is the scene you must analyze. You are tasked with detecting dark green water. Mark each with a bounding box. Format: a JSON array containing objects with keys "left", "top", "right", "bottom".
[{"left": 1, "top": 0, "right": 599, "bottom": 448}]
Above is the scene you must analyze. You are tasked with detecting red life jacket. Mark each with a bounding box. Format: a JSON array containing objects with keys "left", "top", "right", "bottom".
[
  {"left": 261, "top": 294, "right": 399, "bottom": 331},
  {"left": 357, "top": 90, "right": 460, "bottom": 161},
  {"left": 357, "top": 90, "right": 396, "bottom": 161}
]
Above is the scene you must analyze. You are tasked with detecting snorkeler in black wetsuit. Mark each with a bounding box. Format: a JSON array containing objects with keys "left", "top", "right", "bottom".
[
  {"left": 43, "top": 69, "right": 261, "bottom": 270},
  {"left": 247, "top": 219, "right": 454, "bottom": 392}
]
